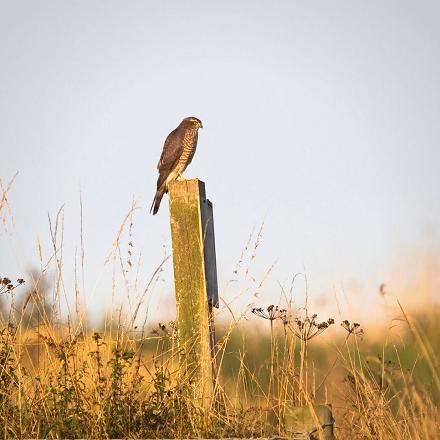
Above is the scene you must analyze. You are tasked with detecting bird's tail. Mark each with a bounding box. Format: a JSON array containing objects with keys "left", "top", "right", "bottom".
[{"left": 150, "top": 183, "right": 167, "bottom": 215}]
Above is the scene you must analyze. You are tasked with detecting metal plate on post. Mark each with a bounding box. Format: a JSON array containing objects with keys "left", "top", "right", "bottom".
[{"left": 200, "top": 197, "right": 219, "bottom": 308}]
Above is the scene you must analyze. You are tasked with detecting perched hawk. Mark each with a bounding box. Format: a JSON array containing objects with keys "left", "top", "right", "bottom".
[{"left": 150, "top": 116, "right": 203, "bottom": 215}]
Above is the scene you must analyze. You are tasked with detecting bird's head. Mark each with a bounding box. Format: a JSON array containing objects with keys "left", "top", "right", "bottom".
[{"left": 182, "top": 116, "right": 203, "bottom": 129}]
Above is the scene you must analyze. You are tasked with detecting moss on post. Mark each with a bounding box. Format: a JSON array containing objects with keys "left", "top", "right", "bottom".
[{"left": 168, "top": 179, "right": 217, "bottom": 412}]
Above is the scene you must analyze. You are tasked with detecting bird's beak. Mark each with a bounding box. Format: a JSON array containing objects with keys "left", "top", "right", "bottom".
[{"left": 200, "top": 123, "right": 203, "bottom": 129}]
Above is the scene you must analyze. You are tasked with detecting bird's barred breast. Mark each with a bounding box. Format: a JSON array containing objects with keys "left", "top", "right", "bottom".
[{"left": 177, "top": 131, "right": 197, "bottom": 172}]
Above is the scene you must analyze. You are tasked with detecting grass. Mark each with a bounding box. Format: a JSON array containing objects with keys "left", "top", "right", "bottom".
[
  {"left": 1, "top": 278, "right": 439, "bottom": 439},
  {"left": 1, "top": 179, "right": 439, "bottom": 439}
]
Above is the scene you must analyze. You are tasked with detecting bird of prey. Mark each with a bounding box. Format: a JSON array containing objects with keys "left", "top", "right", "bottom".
[{"left": 150, "top": 116, "right": 203, "bottom": 215}]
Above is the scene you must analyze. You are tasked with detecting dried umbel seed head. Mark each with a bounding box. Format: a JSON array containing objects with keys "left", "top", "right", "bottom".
[
  {"left": 341, "top": 320, "right": 364, "bottom": 336},
  {"left": 290, "top": 314, "right": 335, "bottom": 341},
  {"left": 251, "top": 305, "right": 287, "bottom": 322},
  {"left": 0, "top": 277, "right": 25, "bottom": 294}
]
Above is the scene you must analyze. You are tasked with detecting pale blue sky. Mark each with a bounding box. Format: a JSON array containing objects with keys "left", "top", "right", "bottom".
[{"left": 1, "top": 1, "right": 439, "bottom": 324}]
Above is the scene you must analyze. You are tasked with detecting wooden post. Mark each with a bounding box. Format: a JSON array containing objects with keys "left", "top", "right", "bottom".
[{"left": 168, "top": 179, "right": 219, "bottom": 412}]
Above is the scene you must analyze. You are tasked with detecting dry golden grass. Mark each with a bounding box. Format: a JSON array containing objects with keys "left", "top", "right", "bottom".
[
  {"left": 1, "top": 275, "right": 438, "bottom": 439},
  {"left": 1, "top": 181, "right": 439, "bottom": 439}
]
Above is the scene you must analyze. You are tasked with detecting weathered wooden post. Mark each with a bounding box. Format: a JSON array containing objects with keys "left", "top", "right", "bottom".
[{"left": 168, "top": 178, "right": 219, "bottom": 412}]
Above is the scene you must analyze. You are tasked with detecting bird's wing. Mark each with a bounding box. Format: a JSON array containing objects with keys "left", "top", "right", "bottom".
[{"left": 156, "top": 128, "right": 183, "bottom": 172}]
